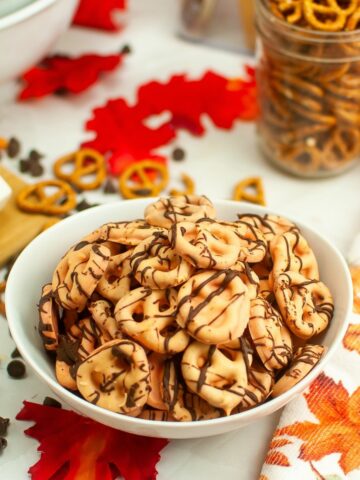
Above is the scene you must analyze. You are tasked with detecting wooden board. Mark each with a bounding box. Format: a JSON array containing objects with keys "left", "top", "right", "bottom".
[{"left": 0, "top": 166, "right": 50, "bottom": 268}]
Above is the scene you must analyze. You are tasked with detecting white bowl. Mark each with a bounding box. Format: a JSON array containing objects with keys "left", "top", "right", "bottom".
[
  {"left": 6, "top": 199, "right": 352, "bottom": 439},
  {"left": 0, "top": 0, "right": 79, "bottom": 83}
]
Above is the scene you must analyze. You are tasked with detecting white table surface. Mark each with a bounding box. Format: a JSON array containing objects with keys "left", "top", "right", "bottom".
[{"left": 0, "top": 1, "right": 359, "bottom": 479}]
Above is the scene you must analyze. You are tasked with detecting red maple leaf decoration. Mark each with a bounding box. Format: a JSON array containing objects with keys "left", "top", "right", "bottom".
[
  {"left": 16, "top": 401, "right": 168, "bottom": 480},
  {"left": 83, "top": 67, "right": 258, "bottom": 175},
  {"left": 18, "top": 52, "right": 125, "bottom": 100},
  {"left": 73, "top": 0, "right": 127, "bottom": 31}
]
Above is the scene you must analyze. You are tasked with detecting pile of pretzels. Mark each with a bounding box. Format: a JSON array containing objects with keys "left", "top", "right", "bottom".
[
  {"left": 38, "top": 195, "right": 333, "bottom": 421},
  {"left": 258, "top": 0, "right": 360, "bottom": 176}
]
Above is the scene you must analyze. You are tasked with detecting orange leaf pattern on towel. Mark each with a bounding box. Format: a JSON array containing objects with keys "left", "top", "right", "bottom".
[
  {"left": 343, "top": 323, "right": 360, "bottom": 355},
  {"left": 264, "top": 438, "right": 291, "bottom": 467},
  {"left": 275, "top": 373, "right": 360, "bottom": 475}
]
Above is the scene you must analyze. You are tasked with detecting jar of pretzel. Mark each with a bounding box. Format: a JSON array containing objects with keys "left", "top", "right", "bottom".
[{"left": 256, "top": 0, "right": 360, "bottom": 177}]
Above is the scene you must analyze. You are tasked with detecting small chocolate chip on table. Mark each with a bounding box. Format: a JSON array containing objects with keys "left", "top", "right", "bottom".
[
  {"left": 6, "top": 137, "right": 21, "bottom": 158},
  {"left": 0, "top": 437, "right": 7, "bottom": 452},
  {"left": 11, "top": 347, "right": 21, "bottom": 359},
  {"left": 0, "top": 417, "right": 9, "bottom": 436},
  {"left": 172, "top": 147, "right": 186, "bottom": 161},
  {"left": 103, "top": 178, "right": 118, "bottom": 194},
  {"left": 121, "top": 44, "right": 132, "bottom": 54},
  {"left": 28, "top": 160, "right": 44, "bottom": 177},
  {"left": 43, "top": 396, "right": 62, "bottom": 409},
  {"left": 7, "top": 359, "right": 26, "bottom": 379},
  {"left": 76, "top": 199, "right": 98, "bottom": 211},
  {"left": 29, "top": 149, "right": 43, "bottom": 162}
]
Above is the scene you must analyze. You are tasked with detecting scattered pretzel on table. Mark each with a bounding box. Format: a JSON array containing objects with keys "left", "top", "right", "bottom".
[
  {"left": 233, "top": 177, "right": 266, "bottom": 206},
  {"left": 53, "top": 148, "right": 106, "bottom": 191},
  {"left": 170, "top": 173, "right": 195, "bottom": 196},
  {"left": 16, "top": 179, "right": 76, "bottom": 215},
  {"left": 119, "top": 160, "right": 169, "bottom": 199}
]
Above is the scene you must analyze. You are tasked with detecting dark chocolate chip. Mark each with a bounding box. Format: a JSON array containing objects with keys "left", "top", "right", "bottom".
[
  {"left": 43, "top": 396, "right": 62, "bottom": 409},
  {"left": 0, "top": 418, "right": 9, "bottom": 436},
  {"left": 172, "top": 147, "right": 185, "bottom": 161},
  {"left": 76, "top": 199, "right": 98, "bottom": 211},
  {"left": 6, "top": 137, "right": 20, "bottom": 158},
  {"left": 11, "top": 348, "right": 21, "bottom": 359},
  {"left": 120, "top": 44, "right": 132, "bottom": 55},
  {"left": 29, "top": 161, "right": 44, "bottom": 177},
  {"left": 0, "top": 437, "right": 7, "bottom": 451},
  {"left": 103, "top": 178, "right": 118, "bottom": 194},
  {"left": 132, "top": 188, "right": 152, "bottom": 196},
  {"left": 28, "top": 149, "right": 43, "bottom": 162},
  {"left": 7, "top": 359, "right": 26, "bottom": 379},
  {"left": 19, "top": 159, "right": 30, "bottom": 173}
]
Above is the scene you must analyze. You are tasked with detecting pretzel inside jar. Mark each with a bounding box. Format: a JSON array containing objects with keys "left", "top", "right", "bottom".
[{"left": 257, "top": 0, "right": 360, "bottom": 177}]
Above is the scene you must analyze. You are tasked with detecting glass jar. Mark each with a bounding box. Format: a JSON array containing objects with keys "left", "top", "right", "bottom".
[{"left": 255, "top": 0, "right": 360, "bottom": 178}]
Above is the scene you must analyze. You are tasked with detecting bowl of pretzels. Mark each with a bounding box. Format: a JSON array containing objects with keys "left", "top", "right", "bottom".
[{"left": 6, "top": 196, "right": 352, "bottom": 438}]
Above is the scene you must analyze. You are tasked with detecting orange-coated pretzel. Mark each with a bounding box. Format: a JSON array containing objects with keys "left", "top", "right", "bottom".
[
  {"left": 130, "top": 232, "right": 193, "bottom": 289},
  {"left": 170, "top": 221, "right": 241, "bottom": 270},
  {"left": 270, "top": 230, "right": 319, "bottom": 286},
  {"left": 231, "top": 261, "right": 260, "bottom": 299},
  {"left": 145, "top": 195, "right": 216, "bottom": 228},
  {"left": 272, "top": 344, "right": 325, "bottom": 397},
  {"left": 54, "top": 148, "right": 106, "bottom": 191},
  {"left": 237, "top": 213, "right": 299, "bottom": 244},
  {"left": 17, "top": 180, "right": 76, "bottom": 215},
  {"left": 177, "top": 269, "right": 250, "bottom": 345},
  {"left": 170, "top": 173, "right": 195, "bottom": 197},
  {"left": 181, "top": 342, "right": 250, "bottom": 414},
  {"left": 233, "top": 177, "right": 266, "bottom": 206},
  {"left": 68, "top": 317, "right": 111, "bottom": 360},
  {"left": 231, "top": 362, "right": 274, "bottom": 413},
  {"left": 274, "top": 272, "right": 334, "bottom": 339},
  {"left": 38, "top": 283, "right": 59, "bottom": 351},
  {"left": 119, "top": 160, "right": 169, "bottom": 199},
  {"left": 52, "top": 243, "right": 110, "bottom": 311},
  {"left": 88, "top": 299, "right": 119, "bottom": 339},
  {"left": 116, "top": 287, "right": 190, "bottom": 354},
  {"left": 76, "top": 339, "right": 150, "bottom": 415},
  {"left": 248, "top": 297, "right": 292, "bottom": 370},
  {"left": 230, "top": 220, "right": 267, "bottom": 263},
  {"left": 100, "top": 219, "right": 166, "bottom": 246},
  {"left": 96, "top": 250, "right": 133, "bottom": 304}
]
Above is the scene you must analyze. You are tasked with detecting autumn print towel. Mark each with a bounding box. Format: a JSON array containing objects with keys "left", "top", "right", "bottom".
[{"left": 260, "top": 312, "right": 360, "bottom": 480}]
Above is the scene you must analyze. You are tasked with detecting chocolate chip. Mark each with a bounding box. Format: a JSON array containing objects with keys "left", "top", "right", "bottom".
[
  {"left": 171, "top": 147, "right": 185, "bottom": 161},
  {"left": 29, "top": 149, "right": 43, "bottom": 162},
  {"left": 43, "top": 396, "right": 62, "bottom": 409},
  {"left": 120, "top": 44, "right": 132, "bottom": 55},
  {"left": 11, "top": 348, "right": 21, "bottom": 358},
  {"left": 7, "top": 359, "right": 26, "bottom": 379},
  {"left": 0, "top": 437, "right": 7, "bottom": 451},
  {"left": 0, "top": 418, "right": 9, "bottom": 436},
  {"left": 103, "top": 178, "right": 117, "bottom": 194},
  {"left": 76, "top": 199, "right": 98, "bottom": 211},
  {"left": 19, "top": 159, "right": 30, "bottom": 173},
  {"left": 6, "top": 137, "right": 20, "bottom": 158},
  {"left": 132, "top": 188, "right": 152, "bottom": 196},
  {"left": 29, "top": 160, "right": 44, "bottom": 177}
]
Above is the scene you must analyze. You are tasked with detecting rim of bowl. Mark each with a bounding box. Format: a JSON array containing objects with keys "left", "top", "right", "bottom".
[
  {"left": 6, "top": 199, "right": 353, "bottom": 431},
  {"left": 0, "top": 0, "right": 59, "bottom": 30}
]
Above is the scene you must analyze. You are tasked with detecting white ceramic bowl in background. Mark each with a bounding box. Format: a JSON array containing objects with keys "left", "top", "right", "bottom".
[
  {"left": 6, "top": 199, "right": 352, "bottom": 439},
  {"left": 0, "top": 0, "right": 79, "bottom": 83}
]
